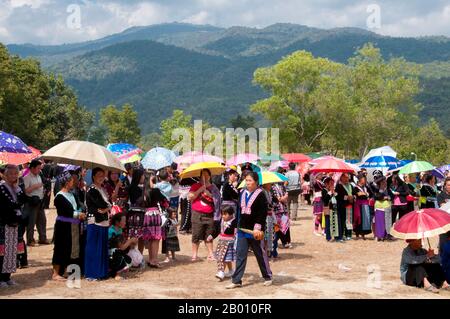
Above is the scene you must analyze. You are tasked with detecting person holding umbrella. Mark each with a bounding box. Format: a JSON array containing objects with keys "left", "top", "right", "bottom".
[
  {"left": 227, "top": 171, "right": 272, "bottom": 289},
  {"left": 188, "top": 169, "right": 219, "bottom": 262}
]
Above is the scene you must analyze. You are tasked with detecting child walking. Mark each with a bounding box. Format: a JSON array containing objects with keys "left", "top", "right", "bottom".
[
  {"left": 215, "top": 206, "right": 237, "bottom": 281},
  {"left": 162, "top": 207, "right": 180, "bottom": 262}
]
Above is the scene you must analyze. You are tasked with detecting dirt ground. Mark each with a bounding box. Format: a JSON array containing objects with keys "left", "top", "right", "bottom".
[{"left": 1, "top": 203, "right": 449, "bottom": 299}]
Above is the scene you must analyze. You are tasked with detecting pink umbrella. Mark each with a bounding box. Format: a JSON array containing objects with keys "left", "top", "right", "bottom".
[
  {"left": 309, "top": 155, "right": 339, "bottom": 165},
  {"left": 269, "top": 160, "right": 289, "bottom": 171},
  {"left": 309, "top": 158, "right": 357, "bottom": 174},
  {"left": 175, "top": 151, "right": 223, "bottom": 165},
  {"left": 226, "top": 153, "right": 259, "bottom": 166}
]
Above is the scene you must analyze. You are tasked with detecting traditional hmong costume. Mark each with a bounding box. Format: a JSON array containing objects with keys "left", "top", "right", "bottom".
[
  {"left": 52, "top": 191, "right": 83, "bottom": 275},
  {"left": 215, "top": 218, "right": 237, "bottom": 272},
  {"left": 335, "top": 182, "right": 354, "bottom": 240},
  {"left": 373, "top": 187, "right": 392, "bottom": 240},
  {"left": 84, "top": 184, "right": 111, "bottom": 280},
  {"left": 231, "top": 188, "right": 272, "bottom": 285},
  {"left": 353, "top": 184, "right": 373, "bottom": 236},
  {"left": 0, "top": 181, "right": 26, "bottom": 283},
  {"left": 271, "top": 183, "right": 291, "bottom": 252},
  {"left": 322, "top": 188, "right": 339, "bottom": 241},
  {"left": 263, "top": 188, "right": 274, "bottom": 254},
  {"left": 420, "top": 184, "right": 438, "bottom": 209},
  {"left": 162, "top": 218, "right": 180, "bottom": 253}
]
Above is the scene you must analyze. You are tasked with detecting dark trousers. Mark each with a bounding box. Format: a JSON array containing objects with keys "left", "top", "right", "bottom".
[
  {"left": 179, "top": 198, "right": 192, "bottom": 232},
  {"left": 232, "top": 236, "right": 272, "bottom": 285},
  {"left": 25, "top": 201, "right": 47, "bottom": 243},
  {"left": 405, "top": 263, "right": 447, "bottom": 288},
  {"left": 17, "top": 221, "right": 28, "bottom": 267},
  {"left": 392, "top": 205, "right": 409, "bottom": 224},
  {"left": 325, "top": 215, "right": 331, "bottom": 241},
  {"left": 0, "top": 273, "right": 11, "bottom": 282},
  {"left": 337, "top": 208, "right": 352, "bottom": 240}
]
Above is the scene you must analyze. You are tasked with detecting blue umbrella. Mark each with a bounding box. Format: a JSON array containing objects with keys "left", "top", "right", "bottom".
[
  {"left": 141, "top": 147, "right": 177, "bottom": 170},
  {"left": 360, "top": 155, "right": 401, "bottom": 169},
  {"left": 107, "top": 143, "right": 141, "bottom": 155},
  {"left": 0, "top": 131, "right": 31, "bottom": 154}
]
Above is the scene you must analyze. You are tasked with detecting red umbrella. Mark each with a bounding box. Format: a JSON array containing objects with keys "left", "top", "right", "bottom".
[
  {"left": 390, "top": 208, "right": 450, "bottom": 240},
  {"left": 309, "top": 155, "right": 339, "bottom": 165},
  {"left": 282, "top": 153, "right": 311, "bottom": 163},
  {"left": 309, "top": 157, "right": 356, "bottom": 173},
  {"left": 0, "top": 146, "right": 41, "bottom": 165}
]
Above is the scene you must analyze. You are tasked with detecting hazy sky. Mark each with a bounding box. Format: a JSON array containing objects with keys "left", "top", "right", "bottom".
[{"left": 1, "top": 0, "right": 449, "bottom": 45}]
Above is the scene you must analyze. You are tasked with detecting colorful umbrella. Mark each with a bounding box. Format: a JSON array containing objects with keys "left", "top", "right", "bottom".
[
  {"left": 0, "top": 131, "right": 31, "bottom": 154},
  {"left": 282, "top": 153, "right": 311, "bottom": 163},
  {"left": 259, "top": 153, "right": 284, "bottom": 162},
  {"left": 180, "top": 162, "right": 226, "bottom": 179},
  {"left": 0, "top": 146, "right": 41, "bottom": 165},
  {"left": 390, "top": 208, "right": 450, "bottom": 240},
  {"left": 438, "top": 164, "right": 450, "bottom": 172},
  {"left": 268, "top": 160, "right": 289, "bottom": 172},
  {"left": 175, "top": 152, "right": 223, "bottom": 165},
  {"left": 398, "top": 161, "right": 434, "bottom": 175},
  {"left": 360, "top": 155, "right": 401, "bottom": 169},
  {"left": 106, "top": 143, "right": 142, "bottom": 156},
  {"left": 141, "top": 147, "right": 177, "bottom": 170},
  {"left": 238, "top": 171, "right": 288, "bottom": 188},
  {"left": 41, "top": 140, "right": 125, "bottom": 172},
  {"left": 309, "top": 155, "right": 339, "bottom": 165},
  {"left": 118, "top": 153, "right": 141, "bottom": 164},
  {"left": 226, "top": 153, "right": 259, "bottom": 166},
  {"left": 309, "top": 158, "right": 356, "bottom": 174}
]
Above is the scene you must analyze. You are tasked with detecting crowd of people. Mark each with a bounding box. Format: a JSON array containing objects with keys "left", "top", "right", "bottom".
[{"left": 0, "top": 157, "right": 449, "bottom": 293}]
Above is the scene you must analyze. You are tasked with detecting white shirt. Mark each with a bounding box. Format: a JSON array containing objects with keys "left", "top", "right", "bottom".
[{"left": 23, "top": 172, "right": 44, "bottom": 199}]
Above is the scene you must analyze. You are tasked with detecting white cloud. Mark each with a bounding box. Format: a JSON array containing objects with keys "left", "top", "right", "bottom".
[
  {"left": 0, "top": 0, "right": 449, "bottom": 44},
  {"left": 9, "top": 0, "right": 50, "bottom": 8},
  {"left": 182, "top": 10, "right": 211, "bottom": 25}
]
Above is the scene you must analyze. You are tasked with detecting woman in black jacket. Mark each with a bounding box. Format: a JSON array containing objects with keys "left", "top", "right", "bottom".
[
  {"left": 0, "top": 165, "right": 26, "bottom": 286},
  {"left": 227, "top": 172, "right": 272, "bottom": 289},
  {"left": 389, "top": 174, "right": 410, "bottom": 223}
]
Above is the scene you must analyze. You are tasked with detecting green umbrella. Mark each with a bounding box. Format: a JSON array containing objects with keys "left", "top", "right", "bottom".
[{"left": 398, "top": 160, "right": 435, "bottom": 175}]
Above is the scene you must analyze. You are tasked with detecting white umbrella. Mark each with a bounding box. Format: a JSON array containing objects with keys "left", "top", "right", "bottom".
[
  {"left": 361, "top": 146, "right": 397, "bottom": 164},
  {"left": 41, "top": 140, "right": 125, "bottom": 172}
]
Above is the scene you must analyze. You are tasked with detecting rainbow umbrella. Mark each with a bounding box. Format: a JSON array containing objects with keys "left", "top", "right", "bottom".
[{"left": 238, "top": 171, "right": 288, "bottom": 188}]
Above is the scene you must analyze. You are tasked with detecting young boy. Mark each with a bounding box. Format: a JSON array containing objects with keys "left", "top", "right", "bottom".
[
  {"left": 215, "top": 206, "right": 237, "bottom": 281},
  {"left": 162, "top": 207, "right": 180, "bottom": 262}
]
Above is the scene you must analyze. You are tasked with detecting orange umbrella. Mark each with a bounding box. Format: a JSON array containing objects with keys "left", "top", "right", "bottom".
[{"left": 0, "top": 146, "right": 41, "bottom": 165}]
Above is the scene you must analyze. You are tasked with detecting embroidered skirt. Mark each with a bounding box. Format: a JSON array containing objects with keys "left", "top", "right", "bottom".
[
  {"left": 142, "top": 208, "right": 164, "bottom": 241},
  {"left": 0, "top": 225, "right": 19, "bottom": 274}
]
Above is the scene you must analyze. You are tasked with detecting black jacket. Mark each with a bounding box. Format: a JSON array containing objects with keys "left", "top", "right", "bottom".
[
  {"left": 0, "top": 183, "right": 26, "bottom": 226},
  {"left": 237, "top": 188, "right": 268, "bottom": 232}
]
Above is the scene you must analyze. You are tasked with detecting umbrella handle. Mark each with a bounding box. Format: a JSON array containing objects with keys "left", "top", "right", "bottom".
[{"left": 427, "top": 238, "right": 432, "bottom": 250}]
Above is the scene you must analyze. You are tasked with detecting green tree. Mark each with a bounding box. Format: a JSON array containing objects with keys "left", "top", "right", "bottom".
[
  {"left": 0, "top": 44, "right": 92, "bottom": 149},
  {"left": 99, "top": 103, "right": 141, "bottom": 145},
  {"left": 230, "top": 114, "right": 256, "bottom": 129},
  {"left": 251, "top": 50, "right": 342, "bottom": 152},
  {"left": 160, "top": 109, "right": 193, "bottom": 149},
  {"left": 140, "top": 132, "right": 162, "bottom": 151},
  {"left": 394, "top": 119, "right": 449, "bottom": 165}
]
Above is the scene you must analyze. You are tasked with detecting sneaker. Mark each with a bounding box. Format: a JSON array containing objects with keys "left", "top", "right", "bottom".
[
  {"left": 284, "top": 243, "right": 293, "bottom": 249},
  {"left": 6, "top": 280, "right": 17, "bottom": 286},
  {"left": 224, "top": 270, "right": 234, "bottom": 278},
  {"left": 225, "top": 282, "right": 242, "bottom": 289},
  {"left": 263, "top": 279, "right": 273, "bottom": 286},
  {"left": 0, "top": 282, "right": 8, "bottom": 288},
  {"left": 346, "top": 237, "right": 352, "bottom": 241},
  {"left": 215, "top": 271, "right": 225, "bottom": 281}
]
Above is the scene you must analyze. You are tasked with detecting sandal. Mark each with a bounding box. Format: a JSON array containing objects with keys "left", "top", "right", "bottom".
[
  {"left": 147, "top": 263, "right": 161, "bottom": 268},
  {"left": 207, "top": 255, "right": 216, "bottom": 261},
  {"left": 425, "top": 285, "right": 440, "bottom": 293},
  {"left": 52, "top": 275, "right": 66, "bottom": 282}
]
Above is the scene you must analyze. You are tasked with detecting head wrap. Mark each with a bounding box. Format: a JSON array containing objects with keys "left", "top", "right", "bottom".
[{"left": 57, "top": 171, "right": 72, "bottom": 186}]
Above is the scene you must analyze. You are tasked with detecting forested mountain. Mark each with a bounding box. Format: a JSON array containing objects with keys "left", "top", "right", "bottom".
[{"left": 6, "top": 22, "right": 450, "bottom": 134}]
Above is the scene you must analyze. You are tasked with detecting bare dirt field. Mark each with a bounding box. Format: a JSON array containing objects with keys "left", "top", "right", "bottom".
[{"left": 1, "top": 204, "right": 449, "bottom": 299}]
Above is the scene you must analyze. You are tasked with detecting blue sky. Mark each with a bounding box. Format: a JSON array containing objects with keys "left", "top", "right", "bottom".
[{"left": 1, "top": 0, "right": 449, "bottom": 44}]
